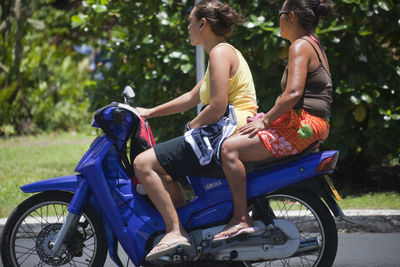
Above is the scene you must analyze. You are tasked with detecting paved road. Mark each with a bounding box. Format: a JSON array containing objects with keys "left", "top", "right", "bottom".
[
  {"left": 334, "top": 233, "right": 400, "bottom": 267},
  {"left": 103, "top": 233, "right": 400, "bottom": 267},
  {"left": 1, "top": 231, "right": 399, "bottom": 266}
]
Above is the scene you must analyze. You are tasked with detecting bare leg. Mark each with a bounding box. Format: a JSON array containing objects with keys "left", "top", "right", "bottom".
[
  {"left": 164, "top": 175, "right": 186, "bottom": 207},
  {"left": 133, "top": 149, "right": 189, "bottom": 254},
  {"left": 214, "top": 133, "right": 273, "bottom": 239}
]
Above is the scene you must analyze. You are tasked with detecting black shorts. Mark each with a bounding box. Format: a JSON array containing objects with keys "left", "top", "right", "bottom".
[{"left": 154, "top": 135, "right": 209, "bottom": 181}]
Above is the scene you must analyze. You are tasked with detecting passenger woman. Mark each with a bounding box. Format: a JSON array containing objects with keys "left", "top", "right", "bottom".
[{"left": 214, "top": 0, "right": 333, "bottom": 240}]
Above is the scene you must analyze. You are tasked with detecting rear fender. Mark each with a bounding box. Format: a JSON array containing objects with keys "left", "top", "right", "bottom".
[
  {"left": 291, "top": 176, "right": 345, "bottom": 217},
  {"left": 20, "top": 175, "right": 80, "bottom": 193}
]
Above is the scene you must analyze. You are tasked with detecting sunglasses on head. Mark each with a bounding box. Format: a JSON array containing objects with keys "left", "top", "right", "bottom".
[{"left": 279, "top": 9, "right": 290, "bottom": 16}]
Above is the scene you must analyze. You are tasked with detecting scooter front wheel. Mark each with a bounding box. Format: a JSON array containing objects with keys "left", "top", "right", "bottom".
[{"left": 1, "top": 191, "right": 107, "bottom": 267}]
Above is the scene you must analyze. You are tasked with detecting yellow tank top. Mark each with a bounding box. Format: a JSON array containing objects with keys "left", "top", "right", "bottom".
[{"left": 199, "top": 43, "right": 258, "bottom": 129}]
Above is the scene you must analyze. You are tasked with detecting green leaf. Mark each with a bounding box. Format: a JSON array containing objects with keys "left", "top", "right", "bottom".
[
  {"left": 360, "top": 2, "right": 369, "bottom": 11},
  {"left": 169, "top": 51, "right": 182, "bottom": 59},
  {"left": 244, "top": 22, "right": 255, "bottom": 29},
  {"left": 111, "top": 28, "right": 127, "bottom": 40},
  {"left": 378, "top": 108, "right": 391, "bottom": 115},
  {"left": 0, "top": 124, "right": 16, "bottom": 136},
  {"left": 27, "top": 18, "right": 45, "bottom": 30},
  {"left": 359, "top": 28, "right": 373, "bottom": 36},
  {"left": 378, "top": 1, "right": 390, "bottom": 11},
  {"left": 92, "top": 4, "right": 107, "bottom": 13},
  {"left": 71, "top": 15, "right": 82, "bottom": 24},
  {"left": 389, "top": 157, "right": 399, "bottom": 167},
  {"left": 361, "top": 93, "right": 372, "bottom": 104},
  {"left": 350, "top": 95, "right": 361, "bottom": 105},
  {"left": 330, "top": 37, "right": 341, "bottom": 43},
  {"left": 142, "top": 34, "right": 154, "bottom": 44},
  {"left": 71, "top": 14, "right": 86, "bottom": 28},
  {"left": 180, "top": 63, "right": 193, "bottom": 74},
  {"left": 342, "top": 0, "right": 358, "bottom": 4},
  {"left": 319, "top": 24, "right": 347, "bottom": 34},
  {"left": 391, "top": 114, "right": 400, "bottom": 120}
]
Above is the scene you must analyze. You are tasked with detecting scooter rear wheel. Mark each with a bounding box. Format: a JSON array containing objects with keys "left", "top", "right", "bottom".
[
  {"left": 246, "top": 188, "right": 338, "bottom": 267},
  {"left": 0, "top": 191, "right": 107, "bottom": 267}
]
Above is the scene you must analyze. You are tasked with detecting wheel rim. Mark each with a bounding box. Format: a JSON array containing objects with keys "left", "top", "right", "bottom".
[
  {"left": 249, "top": 193, "right": 325, "bottom": 267},
  {"left": 9, "top": 200, "right": 98, "bottom": 267}
]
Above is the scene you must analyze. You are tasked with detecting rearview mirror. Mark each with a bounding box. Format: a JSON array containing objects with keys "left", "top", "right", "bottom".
[{"left": 123, "top": 86, "right": 135, "bottom": 104}]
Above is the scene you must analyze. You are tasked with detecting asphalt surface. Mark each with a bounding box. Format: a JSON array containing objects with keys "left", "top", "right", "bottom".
[
  {"left": 102, "top": 233, "right": 400, "bottom": 267},
  {"left": 2, "top": 209, "right": 399, "bottom": 234},
  {"left": 334, "top": 209, "right": 400, "bottom": 233},
  {"left": 1, "top": 210, "right": 400, "bottom": 266},
  {"left": 334, "top": 233, "right": 400, "bottom": 267}
]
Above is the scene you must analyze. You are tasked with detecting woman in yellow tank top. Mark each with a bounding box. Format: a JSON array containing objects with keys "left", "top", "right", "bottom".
[
  {"left": 133, "top": 0, "right": 258, "bottom": 261},
  {"left": 199, "top": 42, "right": 257, "bottom": 129},
  {"left": 134, "top": 0, "right": 257, "bottom": 261}
]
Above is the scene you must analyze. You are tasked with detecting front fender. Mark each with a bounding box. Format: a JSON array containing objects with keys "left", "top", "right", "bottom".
[{"left": 20, "top": 175, "right": 80, "bottom": 193}]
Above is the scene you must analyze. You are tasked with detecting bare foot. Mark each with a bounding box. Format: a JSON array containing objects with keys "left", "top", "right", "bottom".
[
  {"left": 213, "top": 217, "right": 256, "bottom": 241},
  {"left": 146, "top": 232, "right": 191, "bottom": 260}
]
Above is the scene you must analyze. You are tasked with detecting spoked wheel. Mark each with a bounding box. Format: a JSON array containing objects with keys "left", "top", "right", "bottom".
[
  {"left": 246, "top": 189, "right": 338, "bottom": 267},
  {"left": 1, "top": 191, "right": 107, "bottom": 267}
]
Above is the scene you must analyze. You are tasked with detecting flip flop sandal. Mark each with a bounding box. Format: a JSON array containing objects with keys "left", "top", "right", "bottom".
[
  {"left": 145, "top": 240, "right": 192, "bottom": 261},
  {"left": 213, "top": 226, "right": 260, "bottom": 241}
]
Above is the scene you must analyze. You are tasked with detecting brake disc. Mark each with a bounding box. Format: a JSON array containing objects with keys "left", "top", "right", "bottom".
[{"left": 36, "top": 223, "right": 73, "bottom": 266}]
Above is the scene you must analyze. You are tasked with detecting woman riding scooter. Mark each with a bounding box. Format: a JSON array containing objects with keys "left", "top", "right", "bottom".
[{"left": 134, "top": 0, "right": 258, "bottom": 261}]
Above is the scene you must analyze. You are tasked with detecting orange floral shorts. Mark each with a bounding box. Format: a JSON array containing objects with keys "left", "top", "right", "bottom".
[{"left": 257, "top": 109, "right": 330, "bottom": 158}]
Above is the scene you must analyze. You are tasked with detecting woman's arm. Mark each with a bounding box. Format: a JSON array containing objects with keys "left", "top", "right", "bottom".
[
  {"left": 239, "top": 40, "right": 309, "bottom": 136},
  {"left": 137, "top": 79, "right": 202, "bottom": 119},
  {"left": 188, "top": 45, "right": 234, "bottom": 129},
  {"left": 263, "top": 42, "right": 308, "bottom": 125}
]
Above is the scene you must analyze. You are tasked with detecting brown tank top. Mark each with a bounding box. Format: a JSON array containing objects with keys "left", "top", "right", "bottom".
[{"left": 281, "top": 38, "right": 333, "bottom": 118}]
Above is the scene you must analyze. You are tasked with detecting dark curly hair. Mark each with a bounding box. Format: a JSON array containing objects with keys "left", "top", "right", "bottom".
[
  {"left": 284, "top": 0, "right": 333, "bottom": 32},
  {"left": 194, "top": 0, "right": 244, "bottom": 37}
]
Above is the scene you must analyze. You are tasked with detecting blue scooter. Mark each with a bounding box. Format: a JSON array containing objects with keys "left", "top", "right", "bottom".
[{"left": 1, "top": 86, "right": 346, "bottom": 267}]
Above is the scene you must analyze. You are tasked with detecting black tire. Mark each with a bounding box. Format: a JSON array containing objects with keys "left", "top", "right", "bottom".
[
  {"left": 247, "top": 188, "right": 338, "bottom": 267},
  {"left": 1, "top": 191, "right": 107, "bottom": 267},
  {"left": 143, "top": 261, "right": 246, "bottom": 267}
]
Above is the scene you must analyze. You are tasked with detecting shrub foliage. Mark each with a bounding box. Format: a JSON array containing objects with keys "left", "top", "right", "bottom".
[{"left": 1, "top": 0, "right": 399, "bottom": 191}]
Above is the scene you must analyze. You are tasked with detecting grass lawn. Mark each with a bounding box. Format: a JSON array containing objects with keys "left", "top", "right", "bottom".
[
  {"left": 0, "top": 132, "right": 95, "bottom": 218},
  {"left": 0, "top": 132, "right": 399, "bottom": 218}
]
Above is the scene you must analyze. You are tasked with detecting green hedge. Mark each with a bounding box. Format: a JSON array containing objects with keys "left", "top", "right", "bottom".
[
  {"left": 0, "top": 0, "right": 92, "bottom": 135},
  {"left": 1, "top": 0, "right": 399, "bottom": 192}
]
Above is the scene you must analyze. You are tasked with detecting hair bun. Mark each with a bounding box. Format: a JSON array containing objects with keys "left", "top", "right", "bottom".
[
  {"left": 215, "top": 3, "right": 244, "bottom": 26},
  {"left": 194, "top": 0, "right": 244, "bottom": 37},
  {"left": 315, "top": 2, "right": 331, "bottom": 17}
]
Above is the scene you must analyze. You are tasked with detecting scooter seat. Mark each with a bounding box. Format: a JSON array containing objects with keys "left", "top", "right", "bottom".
[{"left": 194, "top": 141, "right": 321, "bottom": 178}]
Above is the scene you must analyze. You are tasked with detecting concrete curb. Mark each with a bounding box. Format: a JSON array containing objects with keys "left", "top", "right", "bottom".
[
  {"left": 335, "top": 209, "right": 400, "bottom": 233},
  {"left": 1, "top": 210, "right": 400, "bottom": 234}
]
